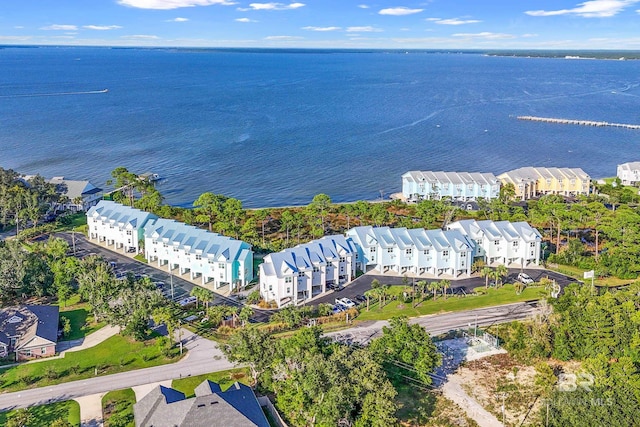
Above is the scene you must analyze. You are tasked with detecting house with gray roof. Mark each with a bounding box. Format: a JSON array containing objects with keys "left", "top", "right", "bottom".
[
  {"left": 133, "top": 380, "right": 269, "bottom": 427},
  {"left": 144, "top": 218, "right": 253, "bottom": 291},
  {"left": 260, "top": 235, "right": 357, "bottom": 307},
  {"left": 447, "top": 219, "right": 541, "bottom": 266},
  {"left": 347, "top": 226, "right": 474, "bottom": 277},
  {"left": 87, "top": 200, "right": 158, "bottom": 254},
  {"left": 0, "top": 305, "right": 59, "bottom": 361},
  {"left": 402, "top": 170, "right": 500, "bottom": 202},
  {"left": 49, "top": 176, "right": 103, "bottom": 212}
]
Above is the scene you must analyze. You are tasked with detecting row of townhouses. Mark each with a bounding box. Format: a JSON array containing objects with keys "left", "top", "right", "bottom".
[
  {"left": 402, "top": 167, "right": 591, "bottom": 203},
  {"left": 260, "top": 220, "right": 541, "bottom": 307},
  {"left": 87, "top": 201, "right": 253, "bottom": 290},
  {"left": 259, "top": 235, "right": 357, "bottom": 307}
]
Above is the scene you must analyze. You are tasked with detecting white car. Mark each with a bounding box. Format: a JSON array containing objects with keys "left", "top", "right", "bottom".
[
  {"left": 335, "top": 297, "right": 356, "bottom": 309},
  {"left": 517, "top": 273, "right": 534, "bottom": 284}
]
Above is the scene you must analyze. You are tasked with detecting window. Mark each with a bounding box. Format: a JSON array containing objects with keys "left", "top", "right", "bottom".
[
  {"left": 424, "top": 249, "right": 430, "bottom": 255},
  {"left": 285, "top": 277, "right": 292, "bottom": 284},
  {"left": 126, "top": 230, "right": 132, "bottom": 235},
  {"left": 163, "top": 243, "right": 168, "bottom": 248},
  {"left": 269, "top": 285, "right": 272, "bottom": 291},
  {"left": 219, "top": 263, "right": 225, "bottom": 270},
  {"left": 173, "top": 247, "right": 179, "bottom": 252},
  {"left": 25, "top": 349, "right": 31, "bottom": 357},
  {"left": 530, "top": 251, "right": 534, "bottom": 257},
  {"left": 195, "top": 254, "right": 202, "bottom": 261},
  {"left": 286, "top": 287, "right": 291, "bottom": 294},
  {"left": 443, "top": 250, "right": 449, "bottom": 257},
  {"left": 208, "top": 258, "right": 215, "bottom": 264},
  {"left": 494, "top": 240, "right": 500, "bottom": 245},
  {"left": 461, "top": 251, "right": 466, "bottom": 257},
  {"left": 477, "top": 239, "right": 482, "bottom": 246},
  {"left": 513, "top": 241, "right": 519, "bottom": 247},
  {"left": 387, "top": 247, "right": 393, "bottom": 253},
  {"left": 41, "top": 347, "right": 46, "bottom": 355},
  {"left": 340, "top": 257, "right": 346, "bottom": 262},
  {"left": 405, "top": 248, "right": 412, "bottom": 256},
  {"left": 298, "top": 272, "right": 305, "bottom": 277},
  {"left": 530, "top": 242, "right": 536, "bottom": 247},
  {"left": 313, "top": 266, "right": 320, "bottom": 273}
]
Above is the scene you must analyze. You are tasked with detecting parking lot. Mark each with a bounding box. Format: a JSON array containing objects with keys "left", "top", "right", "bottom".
[
  {"left": 310, "top": 267, "right": 578, "bottom": 308},
  {"left": 52, "top": 232, "right": 272, "bottom": 323}
]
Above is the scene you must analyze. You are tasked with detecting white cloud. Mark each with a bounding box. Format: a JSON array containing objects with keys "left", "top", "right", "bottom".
[
  {"left": 239, "top": 2, "right": 305, "bottom": 10},
  {"left": 452, "top": 32, "right": 516, "bottom": 40},
  {"left": 235, "top": 17, "right": 258, "bottom": 22},
  {"left": 346, "top": 26, "right": 383, "bottom": 32},
  {"left": 167, "top": 17, "right": 190, "bottom": 22},
  {"left": 302, "top": 26, "right": 341, "bottom": 31},
  {"left": 118, "top": 0, "right": 236, "bottom": 10},
  {"left": 14, "top": 26, "right": 24, "bottom": 29},
  {"left": 40, "top": 24, "right": 78, "bottom": 31},
  {"left": 525, "top": 0, "right": 640, "bottom": 18},
  {"left": 379, "top": 7, "right": 423, "bottom": 16},
  {"left": 264, "top": 35, "right": 304, "bottom": 40},
  {"left": 429, "top": 18, "right": 481, "bottom": 25},
  {"left": 83, "top": 25, "right": 122, "bottom": 30},
  {"left": 358, "top": 4, "right": 369, "bottom": 8},
  {"left": 121, "top": 34, "right": 160, "bottom": 39}
]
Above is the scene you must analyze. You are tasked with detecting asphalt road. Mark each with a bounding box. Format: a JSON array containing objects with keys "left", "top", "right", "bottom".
[
  {"left": 0, "top": 329, "right": 235, "bottom": 412},
  {"left": 311, "top": 267, "right": 576, "bottom": 307},
  {"left": 326, "top": 301, "right": 541, "bottom": 345},
  {"left": 52, "top": 232, "right": 273, "bottom": 323}
]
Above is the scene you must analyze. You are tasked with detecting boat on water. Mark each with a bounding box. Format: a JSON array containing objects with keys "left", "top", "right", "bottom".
[{"left": 139, "top": 172, "right": 161, "bottom": 182}]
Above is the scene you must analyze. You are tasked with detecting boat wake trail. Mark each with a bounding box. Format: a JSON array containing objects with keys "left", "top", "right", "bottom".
[
  {"left": 378, "top": 111, "right": 439, "bottom": 135},
  {"left": 0, "top": 89, "right": 108, "bottom": 98}
]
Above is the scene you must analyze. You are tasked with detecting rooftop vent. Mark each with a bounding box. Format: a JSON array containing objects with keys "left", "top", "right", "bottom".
[{"left": 7, "top": 316, "right": 22, "bottom": 324}]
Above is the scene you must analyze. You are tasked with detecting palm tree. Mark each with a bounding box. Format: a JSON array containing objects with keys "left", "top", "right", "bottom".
[
  {"left": 440, "top": 279, "right": 451, "bottom": 300},
  {"left": 495, "top": 265, "right": 509, "bottom": 287},
  {"left": 416, "top": 280, "right": 427, "bottom": 303},
  {"left": 428, "top": 281, "right": 440, "bottom": 300},
  {"left": 514, "top": 281, "right": 525, "bottom": 295},
  {"left": 380, "top": 284, "right": 391, "bottom": 308},
  {"left": 238, "top": 306, "right": 254, "bottom": 327},
  {"left": 480, "top": 266, "right": 493, "bottom": 289},
  {"left": 364, "top": 289, "right": 376, "bottom": 311},
  {"left": 190, "top": 286, "right": 212, "bottom": 309}
]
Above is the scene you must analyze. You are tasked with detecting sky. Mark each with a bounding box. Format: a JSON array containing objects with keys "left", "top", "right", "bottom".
[{"left": 1, "top": 0, "right": 640, "bottom": 49}]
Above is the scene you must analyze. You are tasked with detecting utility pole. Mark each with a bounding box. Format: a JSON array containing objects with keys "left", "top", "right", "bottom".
[
  {"left": 72, "top": 227, "right": 76, "bottom": 255},
  {"left": 170, "top": 266, "right": 174, "bottom": 300},
  {"left": 501, "top": 393, "right": 506, "bottom": 425}
]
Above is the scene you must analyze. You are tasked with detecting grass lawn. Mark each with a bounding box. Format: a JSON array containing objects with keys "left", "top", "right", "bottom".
[
  {"left": 171, "top": 368, "right": 250, "bottom": 398},
  {"left": 0, "top": 400, "right": 80, "bottom": 426},
  {"left": 0, "top": 334, "right": 182, "bottom": 393},
  {"left": 546, "top": 263, "right": 633, "bottom": 287},
  {"left": 58, "top": 304, "right": 106, "bottom": 341},
  {"left": 356, "top": 284, "right": 547, "bottom": 321},
  {"left": 55, "top": 213, "right": 87, "bottom": 231},
  {"left": 102, "top": 388, "right": 136, "bottom": 427},
  {"left": 133, "top": 254, "right": 147, "bottom": 263}
]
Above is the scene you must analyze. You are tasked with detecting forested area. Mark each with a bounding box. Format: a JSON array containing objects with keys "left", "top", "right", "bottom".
[
  {"left": 495, "top": 283, "right": 640, "bottom": 426},
  {"left": 222, "top": 318, "right": 441, "bottom": 427}
]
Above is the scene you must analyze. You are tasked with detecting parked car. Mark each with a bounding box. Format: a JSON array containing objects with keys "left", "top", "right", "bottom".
[
  {"left": 327, "top": 283, "right": 343, "bottom": 291},
  {"left": 154, "top": 281, "right": 165, "bottom": 289},
  {"left": 332, "top": 305, "right": 344, "bottom": 315},
  {"left": 517, "top": 272, "right": 534, "bottom": 284},
  {"left": 353, "top": 294, "right": 366, "bottom": 303},
  {"left": 335, "top": 298, "right": 355, "bottom": 309},
  {"left": 179, "top": 296, "right": 197, "bottom": 307}
]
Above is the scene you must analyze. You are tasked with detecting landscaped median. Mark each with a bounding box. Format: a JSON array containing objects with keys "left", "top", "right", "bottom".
[
  {"left": 0, "top": 334, "right": 183, "bottom": 393},
  {"left": 355, "top": 284, "right": 548, "bottom": 321},
  {"left": 0, "top": 399, "right": 80, "bottom": 426}
]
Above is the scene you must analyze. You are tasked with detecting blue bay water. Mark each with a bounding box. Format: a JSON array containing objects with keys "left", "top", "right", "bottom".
[{"left": 1, "top": 47, "right": 639, "bottom": 207}]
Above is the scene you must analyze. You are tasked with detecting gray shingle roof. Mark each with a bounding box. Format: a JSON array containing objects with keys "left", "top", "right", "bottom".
[
  {"left": 134, "top": 381, "right": 269, "bottom": 427},
  {"left": 0, "top": 305, "right": 59, "bottom": 349}
]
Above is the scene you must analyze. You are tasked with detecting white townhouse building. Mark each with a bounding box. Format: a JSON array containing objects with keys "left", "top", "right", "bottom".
[
  {"left": 617, "top": 162, "right": 640, "bottom": 186},
  {"left": 447, "top": 219, "right": 541, "bottom": 267},
  {"left": 259, "top": 235, "right": 357, "bottom": 308},
  {"left": 346, "top": 226, "right": 474, "bottom": 278},
  {"left": 498, "top": 167, "right": 590, "bottom": 201},
  {"left": 87, "top": 200, "right": 157, "bottom": 254},
  {"left": 402, "top": 171, "right": 500, "bottom": 203},
  {"left": 144, "top": 218, "right": 253, "bottom": 291}
]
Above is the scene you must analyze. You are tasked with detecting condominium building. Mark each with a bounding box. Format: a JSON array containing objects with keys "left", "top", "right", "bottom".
[
  {"left": 498, "top": 167, "right": 590, "bottom": 200},
  {"left": 402, "top": 170, "right": 500, "bottom": 202},
  {"left": 87, "top": 200, "right": 157, "bottom": 254},
  {"left": 447, "top": 219, "right": 541, "bottom": 266},
  {"left": 617, "top": 162, "right": 640, "bottom": 186},
  {"left": 346, "top": 226, "right": 474, "bottom": 277},
  {"left": 259, "top": 235, "right": 357, "bottom": 308},
  {"left": 144, "top": 218, "right": 253, "bottom": 291}
]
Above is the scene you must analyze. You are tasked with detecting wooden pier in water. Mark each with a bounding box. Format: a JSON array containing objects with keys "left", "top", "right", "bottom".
[{"left": 517, "top": 115, "right": 640, "bottom": 130}]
